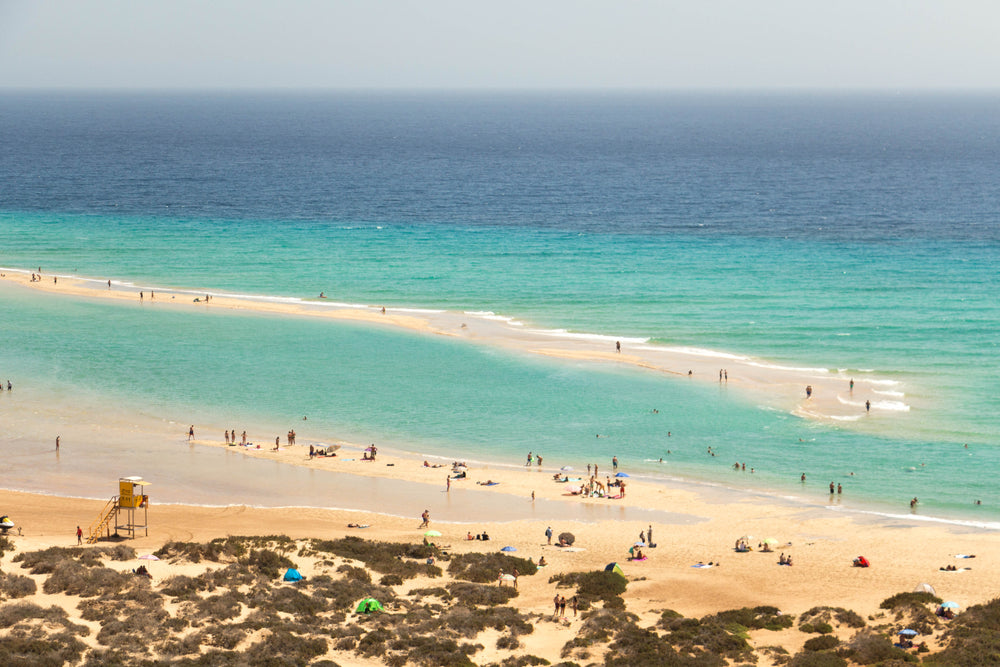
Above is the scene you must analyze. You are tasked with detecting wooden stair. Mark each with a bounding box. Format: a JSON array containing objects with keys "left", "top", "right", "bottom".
[{"left": 87, "top": 496, "right": 118, "bottom": 544}]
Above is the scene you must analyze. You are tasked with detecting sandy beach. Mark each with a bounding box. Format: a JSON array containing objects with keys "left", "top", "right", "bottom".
[
  {"left": 1, "top": 269, "right": 994, "bottom": 664},
  {"left": 2, "top": 453, "right": 998, "bottom": 664}
]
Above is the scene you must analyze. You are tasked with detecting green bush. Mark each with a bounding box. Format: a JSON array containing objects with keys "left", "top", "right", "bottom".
[
  {"left": 880, "top": 592, "right": 941, "bottom": 609},
  {"left": 844, "top": 631, "right": 916, "bottom": 665},
  {"left": 708, "top": 606, "right": 794, "bottom": 632},
  {"left": 549, "top": 570, "right": 626, "bottom": 605},
  {"left": 789, "top": 652, "right": 847, "bottom": 667},
  {"left": 800, "top": 622, "right": 834, "bottom": 634},
  {"left": 803, "top": 635, "right": 839, "bottom": 651},
  {"left": 920, "top": 597, "right": 1000, "bottom": 666}
]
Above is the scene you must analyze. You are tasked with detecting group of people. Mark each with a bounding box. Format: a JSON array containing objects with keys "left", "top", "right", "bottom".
[
  {"left": 525, "top": 451, "right": 543, "bottom": 466},
  {"left": 0, "top": 379, "right": 11, "bottom": 391},
  {"left": 778, "top": 553, "right": 793, "bottom": 566},
  {"left": 465, "top": 531, "right": 490, "bottom": 541},
  {"left": 553, "top": 594, "right": 579, "bottom": 618},
  {"left": 224, "top": 430, "right": 249, "bottom": 446}
]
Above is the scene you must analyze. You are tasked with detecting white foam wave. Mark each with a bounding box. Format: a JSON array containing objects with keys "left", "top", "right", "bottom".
[
  {"left": 874, "top": 390, "right": 905, "bottom": 398},
  {"left": 829, "top": 415, "right": 862, "bottom": 422},
  {"left": 526, "top": 329, "right": 649, "bottom": 345},
  {"left": 864, "top": 379, "right": 901, "bottom": 387},
  {"left": 464, "top": 311, "right": 524, "bottom": 326},
  {"left": 873, "top": 400, "right": 910, "bottom": 412},
  {"left": 656, "top": 346, "right": 750, "bottom": 361},
  {"left": 389, "top": 307, "right": 446, "bottom": 314},
  {"left": 834, "top": 507, "right": 1000, "bottom": 532},
  {"left": 746, "top": 361, "right": 830, "bottom": 374}
]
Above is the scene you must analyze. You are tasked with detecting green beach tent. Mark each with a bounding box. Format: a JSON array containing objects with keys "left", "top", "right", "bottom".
[
  {"left": 355, "top": 597, "right": 383, "bottom": 614},
  {"left": 604, "top": 562, "right": 624, "bottom": 577}
]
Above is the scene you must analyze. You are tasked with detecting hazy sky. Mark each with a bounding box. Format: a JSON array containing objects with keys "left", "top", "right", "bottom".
[{"left": 1, "top": 0, "right": 997, "bottom": 90}]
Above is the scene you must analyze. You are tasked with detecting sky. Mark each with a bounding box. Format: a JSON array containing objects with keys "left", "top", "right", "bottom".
[{"left": 0, "top": 0, "right": 998, "bottom": 90}]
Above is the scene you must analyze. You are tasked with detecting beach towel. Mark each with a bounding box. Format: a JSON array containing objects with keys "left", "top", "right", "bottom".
[{"left": 691, "top": 563, "right": 713, "bottom": 569}]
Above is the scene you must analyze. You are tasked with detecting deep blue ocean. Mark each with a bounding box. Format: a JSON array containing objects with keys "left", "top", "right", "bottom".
[{"left": 1, "top": 92, "right": 998, "bottom": 523}]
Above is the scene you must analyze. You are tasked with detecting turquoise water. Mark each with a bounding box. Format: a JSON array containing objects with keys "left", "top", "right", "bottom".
[
  {"left": 1, "top": 93, "right": 999, "bottom": 525},
  {"left": 2, "top": 215, "right": 999, "bottom": 524}
]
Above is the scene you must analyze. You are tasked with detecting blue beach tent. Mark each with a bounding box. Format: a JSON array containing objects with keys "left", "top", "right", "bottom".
[{"left": 283, "top": 568, "right": 303, "bottom": 582}]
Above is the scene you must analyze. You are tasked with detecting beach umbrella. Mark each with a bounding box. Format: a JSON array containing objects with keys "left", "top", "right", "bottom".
[
  {"left": 899, "top": 629, "right": 918, "bottom": 637},
  {"left": 500, "top": 546, "right": 517, "bottom": 552},
  {"left": 942, "top": 601, "right": 960, "bottom": 609},
  {"left": 138, "top": 554, "right": 160, "bottom": 561},
  {"left": 763, "top": 538, "right": 779, "bottom": 545},
  {"left": 615, "top": 472, "right": 630, "bottom": 478},
  {"left": 558, "top": 532, "right": 576, "bottom": 546},
  {"left": 424, "top": 530, "right": 442, "bottom": 537},
  {"left": 561, "top": 466, "right": 574, "bottom": 471},
  {"left": 913, "top": 583, "right": 936, "bottom": 595}
]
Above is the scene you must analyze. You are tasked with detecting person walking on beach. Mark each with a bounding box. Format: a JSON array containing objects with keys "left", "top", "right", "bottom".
[
  {"left": 274, "top": 437, "right": 280, "bottom": 451},
  {"left": 647, "top": 524, "right": 653, "bottom": 546},
  {"left": 420, "top": 509, "right": 430, "bottom": 528},
  {"left": 446, "top": 476, "right": 451, "bottom": 492},
  {"left": 616, "top": 340, "right": 621, "bottom": 353},
  {"left": 612, "top": 456, "right": 618, "bottom": 471},
  {"left": 76, "top": 526, "right": 83, "bottom": 545},
  {"left": 866, "top": 400, "right": 871, "bottom": 413},
  {"left": 545, "top": 526, "right": 553, "bottom": 544},
  {"left": 188, "top": 425, "right": 194, "bottom": 441},
  {"left": 553, "top": 594, "right": 561, "bottom": 618},
  {"left": 830, "top": 482, "right": 835, "bottom": 494},
  {"left": 55, "top": 436, "right": 60, "bottom": 450},
  {"left": 850, "top": 378, "right": 855, "bottom": 392}
]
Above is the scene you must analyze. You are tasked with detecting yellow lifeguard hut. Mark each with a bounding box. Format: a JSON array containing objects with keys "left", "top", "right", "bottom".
[{"left": 87, "top": 476, "right": 150, "bottom": 544}]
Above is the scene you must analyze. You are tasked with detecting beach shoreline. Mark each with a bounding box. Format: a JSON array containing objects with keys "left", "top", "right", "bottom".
[{"left": 0, "top": 268, "right": 907, "bottom": 430}]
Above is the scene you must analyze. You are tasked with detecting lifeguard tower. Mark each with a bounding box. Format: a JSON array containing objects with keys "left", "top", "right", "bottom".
[{"left": 87, "top": 476, "right": 150, "bottom": 544}]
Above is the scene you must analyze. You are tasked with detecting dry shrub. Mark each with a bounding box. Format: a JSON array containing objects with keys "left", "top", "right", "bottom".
[
  {"left": 0, "top": 632, "right": 88, "bottom": 667},
  {"left": 309, "top": 536, "right": 442, "bottom": 580},
  {"left": 0, "top": 572, "right": 37, "bottom": 599},
  {"left": 42, "top": 560, "right": 132, "bottom": 597},
  {"left": 337, "top": 564, "right": 372, "bottom": 583},
  {"left": 194, "top": 590, "right": 245, "bottom": 621},
  {"left": 447, "top": 581, "right": 519, "bottom": 606},
  {"left": 447, "top": 552, "right": 537, "bottom": 584},
  {"left": 160, "top": 574, "right": 205, "bottom": 599}
]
